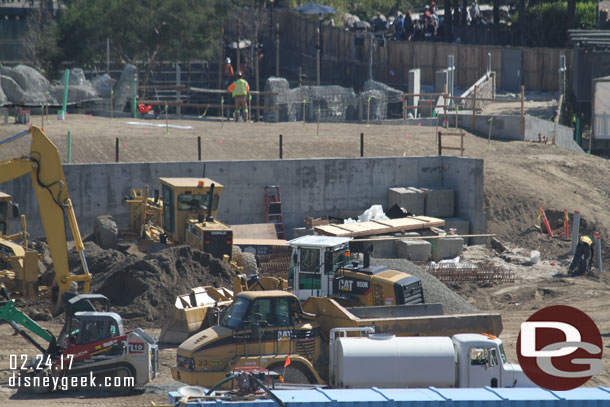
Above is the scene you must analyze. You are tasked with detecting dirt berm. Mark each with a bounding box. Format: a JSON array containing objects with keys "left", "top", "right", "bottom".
[{"left": 57, "top": 242, "right": 234, "bottom": 327}]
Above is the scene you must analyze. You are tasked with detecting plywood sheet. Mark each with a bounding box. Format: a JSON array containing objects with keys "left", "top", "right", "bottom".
[
  {"left": 314, "top": 216, "right": 445, "bottom": 237},
  {"left": 233, "top": 238, "right": 289, "bottom": 247}
]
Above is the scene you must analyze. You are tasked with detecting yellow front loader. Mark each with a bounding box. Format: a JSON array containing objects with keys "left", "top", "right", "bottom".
[{"left": 0, "top": 126, "right": 91, "bottom": 315}]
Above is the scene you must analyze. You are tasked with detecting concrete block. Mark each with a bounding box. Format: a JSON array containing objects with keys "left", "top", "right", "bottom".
[
  {"left": 435, "top": 69, "right": 448, "bottom": 94},
  {"left": 443, "top": 217, "right": 470, "bottom": 237},
  {"left": 397, "top": 239, "right": 431, "bottom": 262},
  {"left": 470, "top": 212, "right": 488, "bottom": 245},
  {"left": 431, "top": 237, "right": 464, "bottom": 261},
  {"left": 422, "top": 188, "right": 454, "bottom": 217},
  {"left": 387, "top": 187, "right": 425, "bottom": 215},
  {"left": 371, "top": 239, "right": 397, "bottom": 258}
]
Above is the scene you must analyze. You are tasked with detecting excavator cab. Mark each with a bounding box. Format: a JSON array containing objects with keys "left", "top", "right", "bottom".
[{"left": 0, "top": 192, "right": 20, "bottom": 236}]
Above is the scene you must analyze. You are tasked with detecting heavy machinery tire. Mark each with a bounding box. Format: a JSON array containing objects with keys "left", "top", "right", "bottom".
[
  {"left": 232, "top": 246, "right": 243, "bottom": 265},
  {"left": 241, "top": 252, "right": 258, "bottom": 275},
  {"left": 279, "top": 365, "right": 311, "bottom": 384},
  {"left": 94, "top": 215, "right": 118, "bottom": 249}
]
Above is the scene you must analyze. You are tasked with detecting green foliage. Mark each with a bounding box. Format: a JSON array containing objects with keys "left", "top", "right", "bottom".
[
  {"left": 513, "top": 1, "right": 596, "bottom": 46},
  {"left": 23, "top": 7, "right": 60, "bottom": 77},
  {"left": 57, "top": 0, "right": 230, "bottom": 70},
  {"left": 276, "top": 0, "right": 418, "bottom": 21}
]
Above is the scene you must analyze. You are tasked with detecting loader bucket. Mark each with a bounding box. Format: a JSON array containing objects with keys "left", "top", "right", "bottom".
[{"left": 159, "top": 286, "right": 234, "bottom": 344}]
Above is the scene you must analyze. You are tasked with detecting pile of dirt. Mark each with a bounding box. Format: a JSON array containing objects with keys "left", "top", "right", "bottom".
[
  {"left": 38, "top": 241, "right": 234, "bottom": 327},
  {"left": 88, "top": 243, "right": 234, "bottom": 326}
]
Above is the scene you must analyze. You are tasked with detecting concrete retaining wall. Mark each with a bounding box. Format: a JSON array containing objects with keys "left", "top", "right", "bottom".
[
  {"left": 453, "top": 114, "right": 583, "bottom": 154},
  {"left": 3, "top": 156, "right": 486, "bottom": 241}
]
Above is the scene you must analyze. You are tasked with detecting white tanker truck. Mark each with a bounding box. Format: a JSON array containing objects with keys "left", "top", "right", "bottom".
[{"left": 330, "top": 328, "right": 535, "bottom": 388}]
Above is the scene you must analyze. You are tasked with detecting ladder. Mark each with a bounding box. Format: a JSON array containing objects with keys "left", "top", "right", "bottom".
[{"left": 264, "top": 185, "right": 285, "bottom": 239}]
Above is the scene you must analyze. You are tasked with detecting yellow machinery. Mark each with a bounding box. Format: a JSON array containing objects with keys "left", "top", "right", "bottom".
[
  {"left": 159, "top": 236, "right": 424, "bottom": 344},
  {"left": 0, "top": 126, "right": 91, "bottom": 315},
  {"left": 171, "top": 290, "right": 503, "bottom": 387},
  {"left": 0, "top": 193, "right": 38, "bottom": 298},
  {"left": 126, "top": 177, "right": 233, "bottom": 260},
  {"left": 159, "top": 273, "right": 288, "bottom": 344}
]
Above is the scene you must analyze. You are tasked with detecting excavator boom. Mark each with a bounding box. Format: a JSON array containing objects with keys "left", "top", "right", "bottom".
[{"left": 0, "top": 127, "right": 91, "bottom": 315}]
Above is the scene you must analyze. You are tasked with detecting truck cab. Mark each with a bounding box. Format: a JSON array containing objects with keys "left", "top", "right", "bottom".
[
  {"left": 172, "top": 290, "right": 322, "bottom": 387},
  {"left": 453, "top": 334, "right": 535, "bottom": 388},
  {"left": 289, "top": 236, "right": 424, "bottom": 306}
]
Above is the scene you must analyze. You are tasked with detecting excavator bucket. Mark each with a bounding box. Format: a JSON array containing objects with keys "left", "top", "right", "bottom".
[{"left": 159, "top": 286, "right": 234, "bottom": 344}]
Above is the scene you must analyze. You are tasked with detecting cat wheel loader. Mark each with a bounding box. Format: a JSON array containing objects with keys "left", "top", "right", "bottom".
[
  {"left": 1, "top": 292, "right": 158, "bottom": 392},
  {"left": 159, "top": 236, "right": 424, "bottom": 344},
  {"left": 0, "top": 127, "right": 91, "bottom": 315}
]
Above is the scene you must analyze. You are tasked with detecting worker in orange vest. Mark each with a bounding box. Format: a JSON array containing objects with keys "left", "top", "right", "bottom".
[{"left": 227, "top": 72, "right": 250, "bottom": 122}]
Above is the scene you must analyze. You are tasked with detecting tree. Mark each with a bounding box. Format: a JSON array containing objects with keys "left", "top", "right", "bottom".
[
  {"left": 23, "top": 4, "right": 60, "bottom": 76},
  {"left": 57, "top": 0, "right": 230, "bottom": 85}
]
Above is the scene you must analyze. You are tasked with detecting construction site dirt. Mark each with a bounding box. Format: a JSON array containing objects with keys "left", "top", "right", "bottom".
[{"left": 0, "top": 116, "right": 609, "bottom": 404}]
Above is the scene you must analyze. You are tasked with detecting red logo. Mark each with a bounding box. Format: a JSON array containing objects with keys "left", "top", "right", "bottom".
[{"left": 517, "top": 305, "right": 602, "bottom": 390}]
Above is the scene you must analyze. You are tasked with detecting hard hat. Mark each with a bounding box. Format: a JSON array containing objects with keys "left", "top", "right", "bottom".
[
  {"left": 237, "top": 72, "right": 243, "bottom": 78},
  {"left": 225, "top": 57, "right": 231, "bottom": 64}
]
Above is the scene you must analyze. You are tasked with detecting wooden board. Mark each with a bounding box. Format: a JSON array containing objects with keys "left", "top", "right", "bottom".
[
  {"left": 232, "top": 223, "right": 278, "bottom": 240},
  {"left": 233, "top": 238, "right": 289, "bottom": 247},
  {"left": 314, "top": 216, "right": 445, "bottom": 237}
]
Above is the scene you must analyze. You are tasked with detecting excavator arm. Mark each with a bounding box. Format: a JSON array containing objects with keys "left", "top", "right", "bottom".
[
  {"left": 0, "top": 127, "right": 91, "bottom": 315},
  {"left": 0, "top": 299, "right": 57, "bottom": 354}
]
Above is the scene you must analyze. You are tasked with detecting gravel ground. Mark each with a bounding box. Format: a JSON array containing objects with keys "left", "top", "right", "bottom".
[{"left": 370, "top": 257, "right": 479, "bottom": 314}]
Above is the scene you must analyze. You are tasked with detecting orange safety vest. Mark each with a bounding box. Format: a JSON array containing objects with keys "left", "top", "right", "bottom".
[{"left": 224, "top": 64, "right": 234, "bottom": 78}]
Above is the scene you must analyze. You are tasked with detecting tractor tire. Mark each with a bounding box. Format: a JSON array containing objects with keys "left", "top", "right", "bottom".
[
  {"left": 94, "top": 215, "right": 118, "bottom": 249},
  {"left": 241, "top": 252, "right": 258, "bottom": 275},
  {"left": 280, "top": 365, "right": 311, "bottom": 384},
  {"left": 232, "top": 246, "right": 243, "bottom": 263}
]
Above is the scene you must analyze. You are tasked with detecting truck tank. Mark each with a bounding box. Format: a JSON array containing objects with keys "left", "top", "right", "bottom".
[{"left": 335, "top": 334, "right": 456, "bottom": 388}]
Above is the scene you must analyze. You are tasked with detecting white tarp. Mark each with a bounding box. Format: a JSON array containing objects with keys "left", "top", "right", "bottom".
[{"left": 594, "top": 78, "right": 610, "bottom": 140}]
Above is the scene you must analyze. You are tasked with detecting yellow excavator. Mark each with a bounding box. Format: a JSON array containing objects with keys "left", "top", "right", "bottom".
[{"left": 0, "top": 126, "right": 91, "bottom": 315}]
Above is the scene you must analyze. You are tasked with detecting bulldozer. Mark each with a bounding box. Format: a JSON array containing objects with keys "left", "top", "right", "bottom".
[
  {"left": 159, "top": 235, "right": 424, "bottom": 344},
  {"left": 0, "top": 127, "right": 91, "bottom": 315}
]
